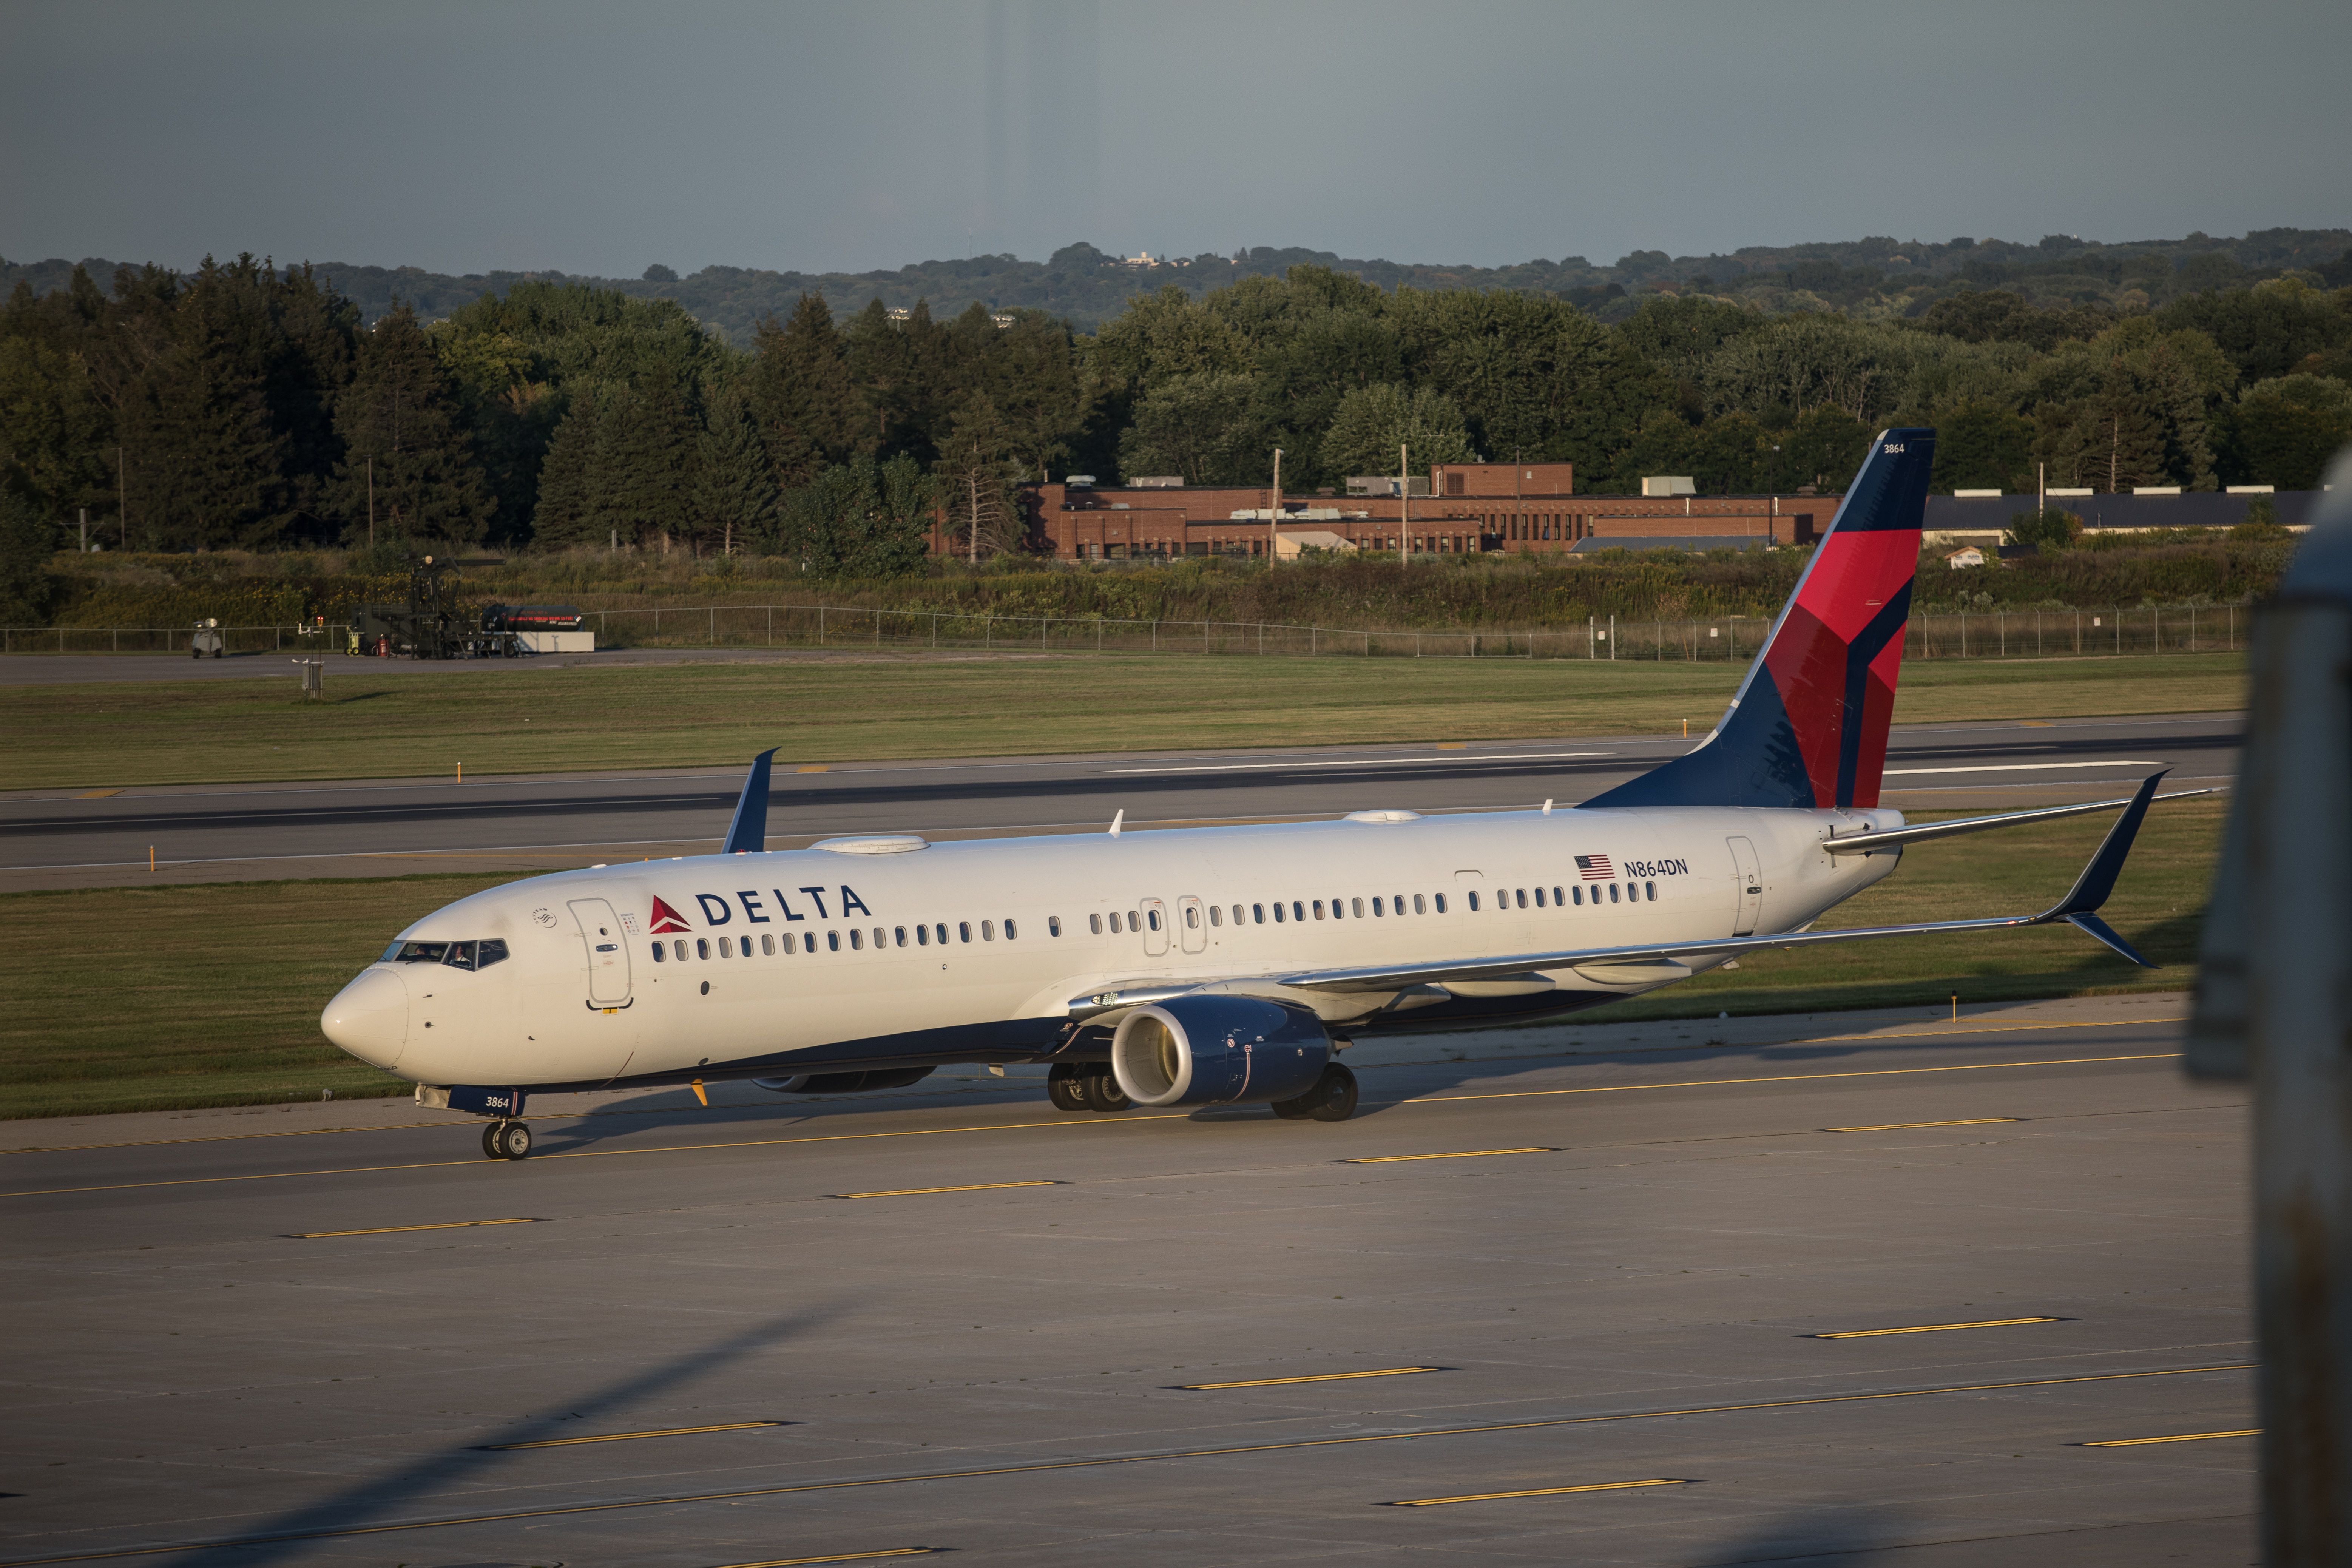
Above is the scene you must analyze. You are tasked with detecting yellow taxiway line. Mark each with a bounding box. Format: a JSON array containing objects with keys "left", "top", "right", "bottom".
[
  {"left": 1341, "top": 1148, "right": 1556, "bottom": 1164},
  {"left": 1175, "top": 1367, "right": 1443, "bottom": 1389},
  {"left": 1811, "top": 1317, "right": 2064, "bottom": 1340},
  {"left": 478, "top": 1420, "right": 790, "bottom": 1451},
  {"left": 2079, "top": 1428, "right": 2259, "bottom": 1448},
  {"left": 290, "top": 1217, "right": 540, "bottom": 1239},
  {"left": 1387, "top": 1478, "right": 1691, "bottom": 1507},
  {"left": 1826, "top": 1118, "right": 2022, "bottom": 1132},
  {"left": 832, "top": 1180, "right": 1061, "bottom": 1199}
]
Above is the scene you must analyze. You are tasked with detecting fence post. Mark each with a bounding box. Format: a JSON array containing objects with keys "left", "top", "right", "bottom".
[
  {"left": 1151, "top": 620, "right": 1156, "bottom": 652},
  {"left": 654, "top": 607, "right": 661, "bottom": 646},
  {"left": 767, "top": 606, "right": 772, "bottom": 645},
  {"left": 709, "top": 606, "right": 716, "bottom": 644}
]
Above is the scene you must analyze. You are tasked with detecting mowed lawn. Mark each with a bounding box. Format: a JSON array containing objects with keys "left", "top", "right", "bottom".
[
  {"left": 0, "top": 797, "right": 2221, "bottom": 1119},
  {"left": 1, "top": 649, "right": 2247, "bottom": 790}
]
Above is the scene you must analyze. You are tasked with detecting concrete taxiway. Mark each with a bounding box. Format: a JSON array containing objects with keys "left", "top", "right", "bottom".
[
  {"left": 1, "top": 993, "right": 2250, "bottom": 1565},
  {"left": 0, "top": 712, "right": 2239, "bottom": 891}
]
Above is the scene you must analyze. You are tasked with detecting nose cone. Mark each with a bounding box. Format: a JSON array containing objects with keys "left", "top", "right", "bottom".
[{"left": 322, "top": 968, "right": 408, "bottom": 1069}]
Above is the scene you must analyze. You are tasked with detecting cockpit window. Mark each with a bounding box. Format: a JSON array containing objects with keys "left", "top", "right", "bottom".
[{"left": 389, "top": 939, "right": 508, "bottom": 969}]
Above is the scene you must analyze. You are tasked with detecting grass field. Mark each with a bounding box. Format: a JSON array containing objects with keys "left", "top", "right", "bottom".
[
  {"left": 0, "top": 796, "right": 2221, "bottom": 1120},
  {"left": 2, "top": 650, "right": 2247, "bottom": 790}
]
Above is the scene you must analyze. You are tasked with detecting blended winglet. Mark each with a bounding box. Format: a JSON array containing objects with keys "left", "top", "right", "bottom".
[
  {"left": 722, "top": 749, "right": 779, "bottom": 855},
  {"left": 2022, "top": 769, "right": 2165, "bottom": 968}
]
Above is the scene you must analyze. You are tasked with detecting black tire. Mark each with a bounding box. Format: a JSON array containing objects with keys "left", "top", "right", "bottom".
[
  {"left": 1269, "top": 1093, "right": 1312, "bottom": 1120},
  {"left": 481, "top": 1122, "right": 504, "bottom": 1159},
  {"left": 499, "top": 1122, "right": 534, "bottom": 1159},
  {"left": 1084, "top": 1071, "right": 1133, "bottom": 1113},
  {"left": 1046, "top": 1064, "right": 1089, "bottom": 1113},
  {"left": 1304, "top": 1064, "right": 1359, "bottom": 1122}
]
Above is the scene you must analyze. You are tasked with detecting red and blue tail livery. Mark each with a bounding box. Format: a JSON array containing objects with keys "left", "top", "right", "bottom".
[{"left": 1586, "top": 427, "right": 1935, "bottom": 812}]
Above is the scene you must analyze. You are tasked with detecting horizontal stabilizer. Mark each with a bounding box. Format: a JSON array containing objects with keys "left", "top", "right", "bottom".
[{"left": 1823, "top": 784, "right": 2212, "bottom": 853}]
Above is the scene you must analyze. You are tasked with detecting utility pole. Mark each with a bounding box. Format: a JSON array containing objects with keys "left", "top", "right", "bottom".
[
  {"left": 1267, "top": 448, "right": 1283, "bottom": 564},
  {"left": 2038, "top": 460, "right": 2045, "bottom": 519},
  {"left": 79, "top": 508, "right": 87, "bottom": 553},
  {"left": 1399, "top": 443, "right": 1410, "bottom": 566}
]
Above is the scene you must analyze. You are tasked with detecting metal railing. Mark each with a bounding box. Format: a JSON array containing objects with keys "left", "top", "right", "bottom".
[{"left": 3, "top": 604, "right": 2242, "bottom": 661}]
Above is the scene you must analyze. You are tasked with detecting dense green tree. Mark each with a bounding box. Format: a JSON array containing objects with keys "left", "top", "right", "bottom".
[
  {"left": 1617, "top": 293, "right": 1761, "bottom": 380},
  {"left": 2154, "top": 276, "right": 2352, "bottom": 385},
  {"left": 0, "top": 482, "right": 59, "bottom": 623},
  {"left": 1319, "top": 383, "right": 1472, "bottom": 478},
  {"left": 748, "top": 292, "right": 866, "bottom": 486},
  {"left": 932, "top": 393, "right": 1024, "bottom": 560},
  {"left": 2004, "top": 508, "right": 2084, "bottom": 550},
  {"left": 688, "top": 390, "right": 779, "bottom": 554},
  {"left": 780, "top": 452, "right": 937, "bottom": 576},
  {"left": 2219, "top": 374, "right": 2352, "bottom": 489},
  {"left": 1930, "top": 401, "right": 2036, "bottom": 492},
  {"left": 1117, "top": 372, "right": 1274, "bottom": 485},
  {"left": 115, "top": 262, "right": 289, "bottom": 549},
  {"left": 328, "top": 303, "right": 494, "bottom": 545},
  {"left": 529, "top": 386, "right": 627, "bottom": 549}
]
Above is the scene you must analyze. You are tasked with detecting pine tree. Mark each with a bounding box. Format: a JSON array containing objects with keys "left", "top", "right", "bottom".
[
  {"left": 118, "top": 262, "right": 287, "bottom": 550},
  {"left": 530, "top": 387, "right": 622, "bottom": 549},
  {"left": 329, "top": 303, "right": 494, "bottom": 545},
  {"left": 689, "top": 390, "right": 779, "bottom": 555},
  {"left": 603, "top": 367, "right": 697, "bottom": 546},
  {"left": 749, "top": 293, "right": 864, "bottom": 487}
]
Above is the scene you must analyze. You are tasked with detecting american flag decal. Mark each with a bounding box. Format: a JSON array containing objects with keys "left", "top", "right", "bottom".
[{"left": 1575, "top": 854, "right": 1614, "bottom": 880}]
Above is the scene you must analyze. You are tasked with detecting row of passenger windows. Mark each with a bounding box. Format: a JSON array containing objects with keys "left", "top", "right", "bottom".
[
  {"left": 651, "top": 915, "right": 1062, "bottom": 963},
  {"left": 1085, "top": 880, "right": 1657, "bottom": 935}
]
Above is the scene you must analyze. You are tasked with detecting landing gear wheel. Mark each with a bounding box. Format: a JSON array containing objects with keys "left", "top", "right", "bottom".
[
  {"left": 1269, "top": 1093, "right": 1313, "bottom": 1120},
  {"left": 1046, "top": 1064, "right": 1090, "bottom": 1113},
  {"left": 1302, "top": 1064, "right": 1359, "bottom": 1122},
  {"left": 1083, "top": 1070, "right": 1132, "bottom": 1113},
  {"left": 484, "top": 1120, "right": 533, "bottom": 1159}
]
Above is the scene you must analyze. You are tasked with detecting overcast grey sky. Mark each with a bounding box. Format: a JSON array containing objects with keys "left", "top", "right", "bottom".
[{"left": 4, "top": 0, "right": 2347, "bottom": 278}]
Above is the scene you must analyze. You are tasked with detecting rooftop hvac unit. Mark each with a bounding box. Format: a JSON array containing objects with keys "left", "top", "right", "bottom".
[{"left": 1641, "top": 475, "right": 1696, "bottom": 497}]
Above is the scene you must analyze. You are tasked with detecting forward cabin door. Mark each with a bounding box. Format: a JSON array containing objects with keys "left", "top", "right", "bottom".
[
  {"left": 1177, "top": 896, "right": 1208, "bottom": 954},
  {"left": 569, "top": 897, "right": 633, "bottom": 1006},
  {"left": 1139, "top": 898, "right": 1171, "bottom": 957},
  {"left": 1725, "top": 838, "right": 1763, "bottom": 937}
]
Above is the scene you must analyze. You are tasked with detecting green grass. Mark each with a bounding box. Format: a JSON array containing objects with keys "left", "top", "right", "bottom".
[
  {"left": 0, "top": 797, "right": 2222, "bottom": 1120},
  {"left": 1, "top": 650, "right": 2247, "bottom": 790}
]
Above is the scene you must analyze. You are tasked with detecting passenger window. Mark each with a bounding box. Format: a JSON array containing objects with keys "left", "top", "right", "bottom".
[
  {"left": 1272, "top": 902, "right": 1285, "bottom": 923},
  {"left": 893, "top": 926, "right": 906, "bottom": 947},
  {"left": 1005, "top": 919, "right": 1017, "bottom": 939},
  {"left": 719, "top": 936, "right": 733, "bottom": 958},
  {"left": 1372, "top": 897, "right": 1384, "bottom": 916},
  {"left": 696, "top": 938, "right": 711, "bottom": 960},
  {"left": 1313, "top": 900, "right": 1326, "bottom": 920},
  {"left": 1292, "top": 901, "right": 1304, "bottom": 921},
  {"left": 1413, "top": 894, "right": 1426, "bottom": 914},
  {"left": 874, "top": 926, "right": 886, "bottom": 947},
  {"left": 1253, "top": 903, "right": 1265, "bottom": 924},
  {"left": 1435, "top": 894, "right": 1447, "bottom": 913},
  {"left": 783, "top": 932, "right": 798, "bottom": 954},
  {"left": 1352, "top": 897, "right": 1364, "bottom": 918},
  {"left": 959, "top": 922, "right": 972, "bottom": 943},
  {"left": 1646, "top": 881, "right": 1657, "bottom": 901},
  {"left": 1049, "top": 916, "right": 1061, "bottom": 936},
  {"left": 652, "top": 943, "right": 667, "bottom": 963},
  {"left": 1184, "top": 906, "right": 1199, "bottom": 929},
  {"left": 1533, "top": 888, "right": 1545, "bottom": 908},
  {"left": 1553, "top": 885, "right": 1564, "bottom": 905},
  {"left": 1516, "top": 889, "right": 1528, "bottom": 908},
  {"left": 674, "top": 938, "right": 689, "bottom": 960},
  {"left": 1231, "top": 904, "right": 1244, "bottom": 925},
  {"left": 1208, "top": 906, "right": 1221, "bottom": 927},
  {"left": 935, "top": 924, "right": 948, "bottom": 945},
  {"left": 762, "top": 934, "right": 775, "bottom": 955},
  {"left": 1089, "top": 913, "right": 1102, "bottom": 935},
  {"left": 1468, "top": 892, "right": 1480, "bottom": 912},
  {"left": 917, "top": 924, "right": 929, "bottom": 945},
  {"left": 850, "top": 929, "right": 863, "bottom": 950},
  {"left": 828, "top": 931, "right": 841, "bottom": 951},
  {"left": 1609, "top": 884, "right": 1620, "bottom": 904},
  {"left": 1146, "top": 910, "right": 1160, "bottom": 932},
  {"left": 1572, "top": 886, "right": 1583, "bottom": 906}
]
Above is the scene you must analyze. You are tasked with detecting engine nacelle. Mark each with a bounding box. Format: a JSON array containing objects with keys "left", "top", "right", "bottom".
[
  {"left": 1111, "top": 995, "right": 1330, "bottom": 1108},
  {"left": 752, "top": 1067, "right": 935, "bottom": 1094}
]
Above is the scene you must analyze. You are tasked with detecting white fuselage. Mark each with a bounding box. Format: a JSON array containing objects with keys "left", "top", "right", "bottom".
[{"left": 321, "top": 803, "right": 1904, "bottom": 1093}]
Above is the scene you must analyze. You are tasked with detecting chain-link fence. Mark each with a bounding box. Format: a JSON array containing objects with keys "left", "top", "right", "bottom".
[{"left": 4, "top": 603, "right": 2242, "bottom": 661}]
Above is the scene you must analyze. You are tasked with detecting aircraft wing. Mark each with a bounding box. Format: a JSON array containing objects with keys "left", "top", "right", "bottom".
[{"left": 1273, "top": 769, "right": 2169, "bottom": 993}]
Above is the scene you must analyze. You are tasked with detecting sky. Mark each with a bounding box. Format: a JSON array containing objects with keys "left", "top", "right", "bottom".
[{"left": 4, "top": 0, "right": 2348, "bottom": 279}]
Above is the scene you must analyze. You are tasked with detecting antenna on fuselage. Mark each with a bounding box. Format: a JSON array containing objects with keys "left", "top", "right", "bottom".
[{"left": 1109, "top": 809, "right": 1124, "bottom": 837}]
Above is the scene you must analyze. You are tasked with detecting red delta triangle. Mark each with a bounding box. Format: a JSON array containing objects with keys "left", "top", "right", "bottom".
[{"left": 648, "top": 896, "right": 692, "bottom": 934}]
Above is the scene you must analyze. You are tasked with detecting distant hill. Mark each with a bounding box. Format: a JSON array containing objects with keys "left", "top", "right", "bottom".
[{"left": 8, "top": 229, "right": 2349, "bottom": 343}]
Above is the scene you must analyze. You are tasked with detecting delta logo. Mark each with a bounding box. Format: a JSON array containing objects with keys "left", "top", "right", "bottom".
[{"left": 648, "top": 896, "right": 693, "bottom": 934}]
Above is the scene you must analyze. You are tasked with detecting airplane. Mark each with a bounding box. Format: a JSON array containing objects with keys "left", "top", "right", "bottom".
[{"left": 322, "top": 427, "right": 2198, "bottom": 1160}]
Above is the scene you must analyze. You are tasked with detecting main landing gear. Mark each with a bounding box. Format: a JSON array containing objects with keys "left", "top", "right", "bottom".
[
  {"left": 1271, "top": 1063, "right": 1358, "bottom": 1122},
  {"left": 481, "top": 1119, "right": 534, "bottom": 1160},
  {"left": 1047, "top": 1063, "right": 1133, "bottom": 1114}
]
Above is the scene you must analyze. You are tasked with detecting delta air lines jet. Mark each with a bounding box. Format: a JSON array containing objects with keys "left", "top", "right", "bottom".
[{"left": 323, "top": 430, "right": 2188, "bottom": 1159}]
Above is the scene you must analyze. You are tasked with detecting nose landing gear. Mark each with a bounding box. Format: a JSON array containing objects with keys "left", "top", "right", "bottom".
[{"left": 482, "top": 1120, "right": 534, "bottom": 1160}]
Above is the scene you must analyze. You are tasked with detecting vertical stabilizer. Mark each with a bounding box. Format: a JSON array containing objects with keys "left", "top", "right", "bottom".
[{"left": 1585, "top": 428, "right": 1934, "bottom": 810}]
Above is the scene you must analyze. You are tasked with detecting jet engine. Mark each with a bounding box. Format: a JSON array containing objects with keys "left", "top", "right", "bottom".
[
  {"left": 752, "top": 1067, "right": 935, "bottom": 1094},
  {"left": 1110, "top": 995, "right": 1330, "bottom": 1108}
]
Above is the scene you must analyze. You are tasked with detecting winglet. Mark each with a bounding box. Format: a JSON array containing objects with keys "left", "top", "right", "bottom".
[
  {"left": 2036, "top": 770, "right": 2165, "bottom": 921},
  {"left": 722, "top": 750, "right": 778, "bottom": 855},
  {"left": 1109, "top": 809, "right": 1124, "bottom": 838}
]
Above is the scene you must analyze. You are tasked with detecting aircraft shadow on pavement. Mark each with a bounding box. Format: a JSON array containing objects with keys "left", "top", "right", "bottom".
[{"left": 130, "top": 1303, "right": 857, "bottom": 1567}]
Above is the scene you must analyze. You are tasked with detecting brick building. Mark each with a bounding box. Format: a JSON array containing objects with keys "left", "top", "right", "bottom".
[{"left": 958, "top": 463, "right": 1833, "bottom": 560}]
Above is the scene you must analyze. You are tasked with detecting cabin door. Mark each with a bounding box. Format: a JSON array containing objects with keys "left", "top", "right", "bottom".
[
  {"left": 1725, "top": 838, "right": 1763, "bottom": 936},
  {"left": 1138, "top": 897, "right": 1171, "bottom": 957},
  {"left": 1176, "top": 896, "right": 1208, "bottom": 954},
  {"left": 569, "top": 897, "right": 634, "bottom": 1006}
]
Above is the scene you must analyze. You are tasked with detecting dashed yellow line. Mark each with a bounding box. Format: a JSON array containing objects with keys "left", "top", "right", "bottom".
[
  {"left": 2080, "top": 1428, "right": 2258, "bottom": 1448},
  {"left": 1812, "top": 1316, "right": 2064, "bottom": 1340},
  {"left": 1387, "top": 1478, "right": 1691, "bottom": 1507},
  {"left": 290, "top": 1217, "right": 540, "bottom": 1239},
  {"left": 1342, "top": 1147, "right": 1556, "bottom": 1164},
  {"left": 1176, "top": 1367, "right": 1442, "bottom": 1389},
  {"left": 1827, "top": 1119, "right": 2022, "bottom": 1132},
  {"left": 833, "top": 1180, "right": 1061, "bottom": 1199},
  {"left": 479, "top": 1419, "right": 789, "bottom": 1451}
]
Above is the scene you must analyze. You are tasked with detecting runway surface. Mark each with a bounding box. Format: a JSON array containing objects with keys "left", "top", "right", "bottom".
[
  {"left": 0, "top": 994, "right": 2250, "bottom": 1565},
  {"left": 0, "top": 712, "right": 2240, "bottom": 890}
]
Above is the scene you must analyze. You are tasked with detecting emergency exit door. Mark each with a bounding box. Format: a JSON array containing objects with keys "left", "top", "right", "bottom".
[
  {"left": 1726, "top": 837, "right": 1763, "bottom": 936},
  {"left": 569, "top": 897, "right": 633, "bottom": 1006}
]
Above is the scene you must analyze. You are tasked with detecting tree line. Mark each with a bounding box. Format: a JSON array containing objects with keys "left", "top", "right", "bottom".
[{"left": 4, "top": 251, "right": 2350, "bottom": 596}]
